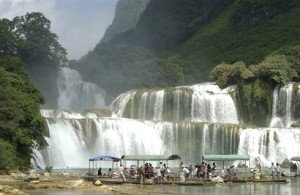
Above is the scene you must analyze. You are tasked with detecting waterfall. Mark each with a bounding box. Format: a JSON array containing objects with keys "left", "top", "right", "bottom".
[
  {"left": 190, "top": 83, "right": 239, "bottom": 124},
  {"left": 57, "top": 67, "right": 106, "bottom": 111},
  {"left": 270, "top": 83, "right": 294, "bottom": 127},
  {"left": 34, "top": 109, "right": 242, "bottom": 168},
  {"left": 33, "top": 82, "right": 300, "bottom": 169},
  {"left": 238, "top": 128, "right": 300, "bottom": 166},
  {"left": 113, "top": 83, "right": 239, "bottom": 124}
]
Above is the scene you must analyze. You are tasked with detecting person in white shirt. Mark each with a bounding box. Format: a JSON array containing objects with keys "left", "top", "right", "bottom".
[
  {"left": 118, "top": 164, "right": 126, "bottom": 181},
  {"left": 155, "top": 166, "right": 162, "bottom": 184},
  {"left": 271, "top": 162, "right": 276, "bottom": 180}
]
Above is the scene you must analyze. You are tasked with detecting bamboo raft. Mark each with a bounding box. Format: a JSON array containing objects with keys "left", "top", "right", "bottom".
[{"left": 85, "top": 176, "right": 289, "bottom": 185}]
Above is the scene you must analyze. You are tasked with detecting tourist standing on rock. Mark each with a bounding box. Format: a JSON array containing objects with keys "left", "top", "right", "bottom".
[{"left": 118, "top": 164, "right": 126, "bottom": 181}]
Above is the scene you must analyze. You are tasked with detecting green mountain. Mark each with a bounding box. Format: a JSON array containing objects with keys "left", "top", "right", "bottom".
[
  {"left": 72, "top": 0, "right": 300, "bottom": 100},
  {"left": 101, "top": 0, "right": 150, "bottom": 43}
]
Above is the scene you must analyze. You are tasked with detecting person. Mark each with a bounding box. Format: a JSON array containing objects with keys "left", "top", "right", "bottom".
[
  {"left": 207, "top": 164, "right": 211, "bottom": 179},
  {"left": 199, "top": 162, "right": 205, "bottom": 179},
  {"left": 138, "top": 165, "right": 145, "bottom": 183},
  {"left": 165, "top": 165, "right": 171, "bottom": 180},
  {"left": 271, "top": 162, "right": 276, "bottom": 180},
  {"left": 188, "top": 165, "right": 193, "bottom": 178},
  {"left": 220, "top": 167, "right": 225, "bottom": 179},
  {"left": 228, "top": 166, "right": 235, "bottom": 181},
  {"left": 179, "top": 162, "right": 185, "bottom": 172},
  {"left": 146, "top": 163, "right": 154, "bottom": 179},
  {"left": 276, "top": 163, "right": 281, "bottom": 179},
  {"left": 107, "top": 168, "right": 112, "bottom": 176},
  {"left": 183, "top": 166, "right": 190, "bottom": 180},
  {"left": 293, "top": 163, "right": 298, "bottom": 176},
  {"left": 212, "top": 162, "right": 216, "bottom": 177},
  {"left": 155, "top": 166, "right": 162, "bottom": 184},
  {"left": 118, "top": 164, "right": 126, "bottom": 181},
  {"left": 97, "top": 167, "right": 102, "bottom": 177}
]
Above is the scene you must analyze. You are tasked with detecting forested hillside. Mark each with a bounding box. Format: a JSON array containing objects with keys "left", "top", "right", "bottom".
[
  {"left": 72, "top": 0, "right": 299, "bottom": 99},
  {"left": 0, "top": 13, "right": 66, "bottom": 172}
]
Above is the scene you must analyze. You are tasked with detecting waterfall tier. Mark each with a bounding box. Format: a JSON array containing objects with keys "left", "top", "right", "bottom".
[
  {"left": 34, "top": 110, "right": 242, "bottom": 168},
  {"left": 57, "top": 67, "right": 106, "bottom": 111},
  {"left": 270, "top": 83, "right": 300, "bottom": 128},
  {"left": 33, "top": 109, "right": 300, "bottom": 169},
  {"left": 112, "top": 83, "right": 239, "bottom": 124}
]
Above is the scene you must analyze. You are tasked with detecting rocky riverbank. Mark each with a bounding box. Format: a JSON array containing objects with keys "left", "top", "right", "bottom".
[{"left": 0, "top": 174, "right": 117, "bottom": 194}]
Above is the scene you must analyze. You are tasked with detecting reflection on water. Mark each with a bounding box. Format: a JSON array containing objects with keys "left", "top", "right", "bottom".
[{"left": 25, "top": 178, "right": 300, "bottom": 195}]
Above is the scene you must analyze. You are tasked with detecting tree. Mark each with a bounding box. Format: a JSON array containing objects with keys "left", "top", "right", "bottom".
[
  {"left": 210, "top": 61, "right": 246, "bottom": 88},
  {"left": 0, "top": 56, "right": 47, "bottom": 169}
]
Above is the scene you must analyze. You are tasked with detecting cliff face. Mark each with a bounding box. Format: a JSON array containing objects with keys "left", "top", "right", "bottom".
[
  {"left": 73, "top": 0, "right": 299, "bottom": 103},
  {"left": 101, "top": 0, "right": 150, "bottom": 43}
]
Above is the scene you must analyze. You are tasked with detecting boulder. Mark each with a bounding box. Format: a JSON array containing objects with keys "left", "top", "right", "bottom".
[
  {"left": 211, "top": 176, "right": 224, "bottom": 183},
  {"left": 93, "top": 180, "right": 102, "bottom": 186},
  {"left": 72, "top": 179, "right": 84, "bottom": 188}
]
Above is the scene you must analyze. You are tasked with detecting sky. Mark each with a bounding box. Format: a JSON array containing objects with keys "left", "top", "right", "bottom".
[{"left": 0, "top": 0, "right": 118, "bottom": 59}]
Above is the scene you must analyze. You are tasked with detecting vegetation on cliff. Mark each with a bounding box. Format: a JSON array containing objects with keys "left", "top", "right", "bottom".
[
  {"left": 0, "top": 12, "right": 66, "bottom": 172},
  {"left": 72, "top": 0, "right": 300, "bottom": 100},
  {"left": 210, "top": 46, "right": 300, "bottom": 126}
]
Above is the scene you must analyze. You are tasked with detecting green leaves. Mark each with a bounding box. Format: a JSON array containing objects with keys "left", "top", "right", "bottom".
[{"left": 0, "top": 139, "right": 16, "bottom": 173}]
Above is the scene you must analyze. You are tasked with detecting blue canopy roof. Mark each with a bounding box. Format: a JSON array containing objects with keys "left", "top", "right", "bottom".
[{"left": 89, "top": 154, "right": 121, "bottom": 162}]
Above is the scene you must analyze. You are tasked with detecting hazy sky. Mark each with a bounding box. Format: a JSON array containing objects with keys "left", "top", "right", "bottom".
[{"left": 0, "top": 0, "right": 118, "bottom": 59}]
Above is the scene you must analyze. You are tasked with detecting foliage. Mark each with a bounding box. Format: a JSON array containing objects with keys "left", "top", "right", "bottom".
[
  {"left": 72, "top": 0, "right": 300, "bottom": 98},
  {"left": 209, "top": 46, "right": 300, "bottom": 126},
  {"left": 157, "top": 55, "right": 185, "bottom": 87},
  {"left": 0, "top": 12, "right": 68, "bottom": 108},
  {"left": 0, "top": 14, "right": 53, "bottom": 170},
  {"left": 231, "top": 0, "right": 293, "bottom": 29},
  {"left": 0, "top": 139, "right": 16, "bottom": 173},
  {"left": 176, "top": 0, "right": 300, "bottom": 84},
  {"left": 210, "top": 61, "right": 246, "bottom": 88},
  {"left": 44, "top": 165, "right": 53, "bottom": 173}
]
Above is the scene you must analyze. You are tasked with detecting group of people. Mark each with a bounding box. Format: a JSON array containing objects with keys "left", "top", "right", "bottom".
[
  {"left": 137, "top": 162, "right": 171, "bottom": 183},
  {"left": 290, "top": 162, "right": 298, "bottom": 175},
  {"left": 178, "top": 162, "right": 240, "bottom": 182},
  {"left": 96, "top": 160, "right": 299, "bottom": 183}
]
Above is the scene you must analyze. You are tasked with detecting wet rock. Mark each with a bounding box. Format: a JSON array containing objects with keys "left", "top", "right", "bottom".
[
  {"left": 72, "top": 179, "right": 84, "bottom": 188},
  {"left": 0, "top": 185, "right": 28, "bottom": 195},
  {"left": 211, "top": 176, "right": 224, "bottom": 183},
  {"left": 93, "top": 180, "right": 102, "bottom": 186}
]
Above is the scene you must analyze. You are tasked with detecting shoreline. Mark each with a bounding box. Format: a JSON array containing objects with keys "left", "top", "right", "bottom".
[{"left": 0, "top": 174, "right": 119, "bottom": 194}]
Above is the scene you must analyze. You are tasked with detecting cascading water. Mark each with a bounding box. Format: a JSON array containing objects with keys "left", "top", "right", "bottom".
[
  {"left": 33, "top": 109, "right": 242, "bottom": 168},
  {"left": 270, "top": 83, "right": 294, "bottom": 127},
  {"left": 33, "top": 82, "right": 300, "bottom": 169},
  {"left": 238, "top": 127, "right": 300, "bottom": 166},
  {"left": 113, "top": 83, "right": 239, "bottom": 124},
  {"left": 57, "top": 67, "right": 106, "bottom": 111}
]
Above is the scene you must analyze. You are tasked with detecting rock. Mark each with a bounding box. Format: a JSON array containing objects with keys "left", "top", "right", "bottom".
[
  {"left": 61, "top": 171, "right": 69, "bottom": 176},
  {"left": 71, "top": 172, "right": 78, "bottom": 177},
  {"left": 44, "top": 172, "right": 50, "bottom": 176},
  {"left": 211, "top": 176, "right": 224, "bottom": 183},
  {"left": 93, "top": 180, "right": 102, "bottom": 186},
  {"left": 72, "top": 179, "right": 84, "bottom": 188},
  {"left": 30, "top": 180, "right": 40, "bottom": 184},
  {"left": 12, "top": 189, "right": 20, "bottom": 193}
]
